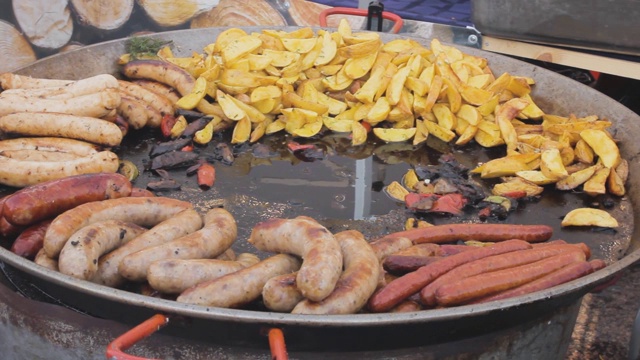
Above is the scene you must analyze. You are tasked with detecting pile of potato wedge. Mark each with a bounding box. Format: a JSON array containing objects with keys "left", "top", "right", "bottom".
[{"left": 117, "top": 20, "right": 628, "bottom": 226}]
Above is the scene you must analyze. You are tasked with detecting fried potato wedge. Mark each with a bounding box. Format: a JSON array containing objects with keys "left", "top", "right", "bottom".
[{"left": 561, "top": 208, "right": 618, "bottom": 228}]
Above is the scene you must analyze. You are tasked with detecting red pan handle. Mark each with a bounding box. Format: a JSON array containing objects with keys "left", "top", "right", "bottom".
[
  {"left": 105, "top": 314, "right": 288, "bottom": 360},
  {"left": 319, "top": 7, "right": 404, "bottom": 34}
]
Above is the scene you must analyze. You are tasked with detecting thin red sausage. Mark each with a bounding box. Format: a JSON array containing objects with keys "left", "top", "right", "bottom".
[
  {"left": 435, "top": 250, "right": 586, "bottom": 306},
  {"left": 367, "top": 239, "right": 532, "bottom": 313},
  {"left": 10, "top": 219, "right": 52, "bottom": 259},
  {"left": 377, "top": 223, "right": 553, "bottom": 244}
]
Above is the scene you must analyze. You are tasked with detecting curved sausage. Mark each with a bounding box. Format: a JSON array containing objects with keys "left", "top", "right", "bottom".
[
  {"left": 43, "top": 196, "right": 193, "bottom": 258},
  {"left": 367, "top": 239, "right": 532, "bottom": 313},
  {"left": 117, "top": 96, "right": 152, "bottom": 129},
  {"left": 0, "top": 113, "right": 123, "bottom": 147},
  {"left": 369, "top": 236, "right": 413, "bottom": 260},
  {"left": 262, "top": 272, "right": 303, "bottom": 313},
  {"left": 292, "top": 230, "right": 380, "bottom": 315},
  {"left": 10, "top": 219, "right": 52, "bottom": 258},
  {"left": 248, "top": 216, "right": 342, "bottom": 302},
  {"left": 177, "top": 254, "right": 301, "bottom": 308},
  {"left": 434, "top": 250, "right": 587, "bottom": 306},
  {"left": 0, "top": 150, "right": 119, "bottom": 188},
  {"left": 0, "top": 137, "right": 100, "bottom": 156},
  {"left": 94, "top": 209, "right": 203, "bottom": 287},
  {"left": 378, "top": 223, "right": 554, "bottom": 244},
  {"left": 119, "top": 208, "right": 237, "bottom": 282},
  {"left": 0, "top": 88, "right": 121, "bottom": 118},
  {"left": 58, "top": 221, "right": 148, "bottom": 280},
  {"left": 148, "top": 253, "right": 260, "bottom": 294},
  {"left": 3, "top": 173, "right": 132, "bottom": 226},
  {"left": 34, "top": 248, "right": 58, "bottom": 271},
  {"left": 130, "top": 187, "right": 155, "bottom": 197},
  {"left": 133, "top": 79, "right": 180, "bottom": 104}
]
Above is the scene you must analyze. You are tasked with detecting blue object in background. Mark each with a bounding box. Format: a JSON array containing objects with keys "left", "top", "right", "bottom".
[{"left": 311, "top": 0, "right": 473, "bottom": 27}]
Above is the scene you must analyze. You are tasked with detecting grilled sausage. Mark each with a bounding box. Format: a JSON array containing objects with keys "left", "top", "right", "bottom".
[
  {"left": 392, "top": 243, "right": 442, "bottom": 257},
  {"left": 0, "top": 149, "right": 82, "bottom": 162},
  {"left": 57, "top": 221, "right": 148, "bottom": 280},
  {"left": 0, "top": 150, "right": 119, "bottom": 188},
  {"left": 367, "top": 239, "right": 532, "bottom": 313},
  {"left": 43, "top": 197, "right": 193, "bottom": 258},
  {"left": 0, "top": 137, "right": 100, "bottom": 156},
  {"left": 149, "top": 253, "right": 260, "bottom": 294},
  {"left": 117, "top": 96, "right": 152, "bottom": 129},
  {"left": 369, "top": 236, "right": 413, "bottom": 260},
  {"left": 0, "top": 88, "right": 120, "bottom": 118},
  {"left": 434, "top": 250, "right": 587, "bottom": 306},
  {"left": 473, "top": 260, "right": 599, "bottom": 304},
  {"left": 248, "top": 216, "right": 342, "bottom": 302},
  {"left": 390, "top": 300, "right": 423, "bottom": 313},
  {"left": 122, "top": 60, "right": 225, "bottom": 118},
  {"left": 133, "top": 79, "right": 180, "bottom": 104},
  {"left": 118, "top": 80, "right": 174, "bottom": 116},
  {"left": 0, "top": 74, "right": 118, "bottom": 99},
  {"left": 177, "top": 254, "right": 301, "bottom": 308},
  {"left": 0, "top": 73, "right": 72, "bottom": 89},
  {"left": 262, "top": 272, "right": 303, "bottom": 313},
  {"left": 95, "top": 209, "right": 203, "bottom": 287},
  {"left": 378, "top": 223, "right": 553, "bottom": 244},
  {"left": 34, "top": 248, "right": 58, "bottom": 271},
  {"left": 292, "top": 230, "right": 379, "bottom": 315},
  {"left": 3, "top": 173, "right": 132, "bottom": 226},
  {"left": 119, "top": 208, "right": 237, "bottom": 282},
  {"left": 10, "top": 219, "right": 52, "bottom": 258},
  {"left": 130, "top": 187, "right": 155, "bottom": 197},
  {"left": 420, "top": 243, "right": 592, "bottom": 306},
  {"left": 383, "top": 255, "right": 443, "bottom": 275},
  {"left": 0, "top": 113, "right": 123, "bottom": 147}
]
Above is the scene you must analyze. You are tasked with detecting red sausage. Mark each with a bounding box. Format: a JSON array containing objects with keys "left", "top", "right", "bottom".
[
  {"left": 473, "top": 260, "right": 599, "bottom": 304},
  {"left": 10, "top": 219, "right": 53, "bottom": 259},
  {"left": 420, "top": 243, "right": 591, "bottom": 306},
  {"left": 382, "top": 255, "right": 443, "bottom": 275},
  {"left": 130, "top": 187, "right": 156, "bottom": 197},
  {"left": 367, "top": 239, "right": 532, "bottom": 313},
  {"left": 377, "top": 223, "right": 553, "bottom": 244},
  {"left": 3, "top": 173, "right": 132, "bottom": 226},
  {"left": 434, "top": 250, "right": 586, "bottom": 306}
]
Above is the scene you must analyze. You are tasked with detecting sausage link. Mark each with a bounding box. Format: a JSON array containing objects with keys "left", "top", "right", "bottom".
[
  {"left": 133, "top": 79, "right": 180, "bottom": 104},
  {"left": 383, "top": 255, "right": 443, "bottom": 275},
  {"left": 0, "top": 73, "right": 72, "bottom": 89},
  {"left": 0, "top": 150, "right": 119, "bottom": 188},
  {"left": 473, "top": 260, "right": 598, "bottom": 304},
  {"left": 292, "top": 230, "right": 380, "bottom": 315},
  {"left": 95, "top": 209, "right": 203, "bottom": 287},
  {"left": 262, "top": 272, "right": 303, "bottom": 313},
  {"left": 369, "top": 236, "right": 413, "bottom": 261},
  {"left": 367, "top": 239, "right": 532, "bottom": 313},
  {"left": 0, "top": 88, "right": 121, "bottom": 118},
  {"left": 118, "top": 80, "right": 174, "bottom": 116},
  {"left": 248, "top": 216, "right": 342, "bottom": 302},
  {"left": 10, "top": 219, "right": 52, "bottom": 259},
  {"left": 420, "top": 243, "right": 591, "bottom": 306},
  {"left": 392, "top": 243, "right": 442, "bottom": 257},
  {"left": 34, "top": 248, "right": 58, "bottom": 271},
  {"left": 378, "top": 223, "right": 553, "bottom": 244},
  {"left": 58, "top": 221, "right": 147, "bottom": 280},
  {"left": 0, "top": 149, "right": 82, "bottom": 162},
  {"left": 177, "top": 254, "right": 301, "bottom": 308},
  {"left": 0, "top": 137, "right": 100, "bottom": 156},
  {"left": 43, "top": 197, "right": 193, "bottom": 258},
  {"left": 390, "top": 300, "right": 423, "bottom": 313},
  {"left": 0, "top": 113, "right": 123, "bottom": 147},
  {"left": 435, "top": 250, "right": 587, "bottom": 306},
  {"left": 0, "top": 74, "right": 118, "bottom": 99},
  {"left": 3, "top": 173, "right": 132, "bottom": 226},
  {"left": 119, "top": 208, "right": 237, "bottom": 282},
  {"left": 148, "top": 253, "right": 259, "bottom": 294}
]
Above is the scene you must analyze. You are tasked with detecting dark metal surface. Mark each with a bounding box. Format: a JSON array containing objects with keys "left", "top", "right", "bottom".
[{"left": 0, "top": 27, "right": 639, "bottom": 354}]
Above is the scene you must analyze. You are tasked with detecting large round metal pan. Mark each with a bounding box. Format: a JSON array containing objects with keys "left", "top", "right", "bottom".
[{"left": 1, "top": 27, "right": 639, "bottom": 352}]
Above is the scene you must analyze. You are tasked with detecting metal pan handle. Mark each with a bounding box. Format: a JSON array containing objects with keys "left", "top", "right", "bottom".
[
  {"left": 319, "top": 7, "right": 404, "bottom": 34},
  {"left": 105, "top": 314, "right": 288, "bottom": 360}
]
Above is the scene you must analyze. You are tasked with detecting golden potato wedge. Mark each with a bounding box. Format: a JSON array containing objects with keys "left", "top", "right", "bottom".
[
  {"left": 492, "top": 177, "right": 544, "bottom": 197},
  {"left": 561, "top": 208, "right": 618, "bottom": 228},
  {"left": 343, "top": 51, "right": 378, "bottom": 79},
  {"left": 515, "top": 170, "right": 557, "bottom": 185},
  {"left": 583, "top": 167, "right": 611, "bottom": 196},
  {"left": 222, "top": 35, "right": 263, "bottom": 64},
  {"left": 608, "top": 166, "right": 626, "bottom": 196},
  {"left": 456, "top": 104, "right": 481, "bottom": 126},
  {"left": 455, "top": 125, "right": 478, "bottom": 146},
  {"left": 555, "top": 164, "right": 600, "bottom": 190},
  {"left": 432, "top": 103, "right": 457, "bottom": 131},
  {"left": 574, "top": 139, "right": 595, "bottom": 164},
  {"left": 231, "top": 117, "right": 252, "bottom": 143},
  {"left": 580, "top": 129, "right": 621, "bottom": 168},
  {"left": 477, "top": 156, "right": 530, "bottom": 178},
  {"left": 384, "top": 181, "right": 410, "bottom": 202},
  {"left": 402, "top": 169, "right": 420, "bottom": 190},
  {"left": 615, "top": 159, "right": 629, "bottom": 183},
  {"left": 423, "top": 120, "right": 456, "bottom": 143},
  {"left": 351, "top": 121, "right": 368, "bottom": 146},
  {"left": 373, "top": 127, "right": 417, "bottom": 143},
  {"left": 540, "top": 148, "right": 568, "bottom": 180}
]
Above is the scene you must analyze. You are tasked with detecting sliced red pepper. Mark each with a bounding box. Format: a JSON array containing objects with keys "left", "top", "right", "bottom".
[
  {"left": 160, "top": 114, "right": 177, "bottom": 138},
  {"left": 181, "top": 145, "right": 194, "bottom": 152},
  {"left": 361, "top": 121, "right": 373, "bottom": 133},
  {"left": 405, "top": 193, "right": 438, "bottom": 212},
  {"left": 501, "top": 190, "right": 528, "bottom": 199},
  {"left": 287, "top": 141, "right": 316, "bottom": 152},
  {"left": 197, "top": 162, "right": 216, "bottom": 189},
  {"left": 430, "top": 193, "right": 467, "bottom": 215}
]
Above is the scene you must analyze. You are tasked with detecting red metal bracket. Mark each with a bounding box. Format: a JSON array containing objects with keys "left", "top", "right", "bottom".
[{"left": 319, "top": 7, "right": 404, "bottom": 34}]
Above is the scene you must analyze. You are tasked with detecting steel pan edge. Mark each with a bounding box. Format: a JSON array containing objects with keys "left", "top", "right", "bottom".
[{"left": 0, "top": 26, "right": 638, "bottom": 328}]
